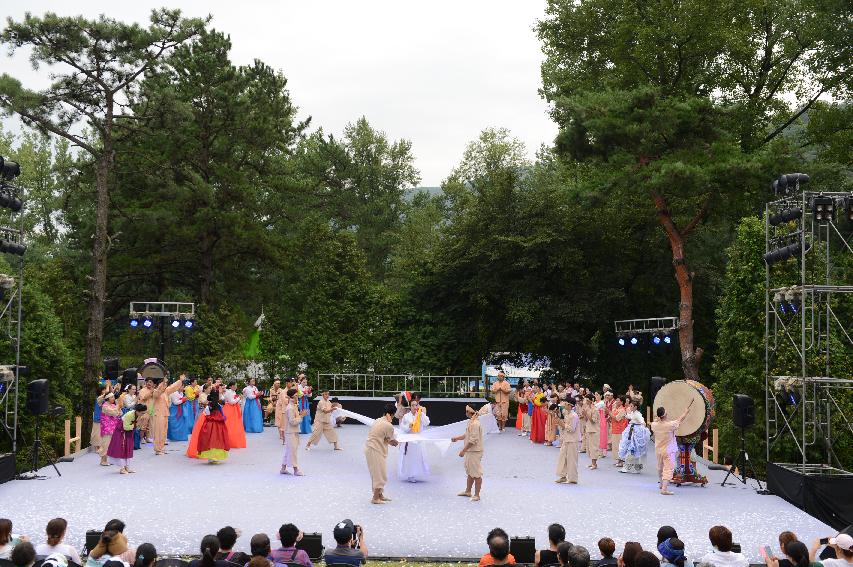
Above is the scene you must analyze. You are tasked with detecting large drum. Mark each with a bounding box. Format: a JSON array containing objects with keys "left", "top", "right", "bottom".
[{"left": 653, "top": 379, "right": 715, "bottom": 444}]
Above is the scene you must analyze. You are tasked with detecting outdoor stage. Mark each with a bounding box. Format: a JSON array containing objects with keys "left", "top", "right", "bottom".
[{"left": 0, "top": 425, "right": 833, "bottom": 561}]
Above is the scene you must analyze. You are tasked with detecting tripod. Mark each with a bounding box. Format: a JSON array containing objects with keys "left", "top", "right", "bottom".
[
  {"left": 721, "top": 426, "right": 765, "bottom": 492},
  {"left": 16, "top": 413, "right": 62, "bottom": 480}
]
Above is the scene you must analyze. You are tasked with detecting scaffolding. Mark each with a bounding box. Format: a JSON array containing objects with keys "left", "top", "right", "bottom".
[
  {"left": 0, "top": 222, "right": 24, "bottom": 454},
  {"left": 764, "top": 182, "right": 853, "bottom": 476}
]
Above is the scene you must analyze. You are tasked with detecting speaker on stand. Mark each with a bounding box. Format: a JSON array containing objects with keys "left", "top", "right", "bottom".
[
  {"left": 17, "top": 379, "right": 62, "bottom": 479},
  {"left": 722, "top": 394, "right": 764, "bottom": 492}
]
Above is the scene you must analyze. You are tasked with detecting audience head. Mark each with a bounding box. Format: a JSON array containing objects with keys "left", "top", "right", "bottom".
[
  {"left": 621, "top": 542, "right": 643, "bottom": 567},
  {"left": 486, "top": 528, "right": 509, "bottom": 545},
  {"left": 708, "top": 526, "right": 734, "bottom": 552},
  {"left": 558, "top": 542, "right": 574, "bottom": 566},
  {"left": 0, "top": 518, "right": 11, "bottom": 546},
  {"left": 785, "top": 541, "right": 811, "bottom": 567},
  {"left": 91, "top": 531, "right": 128, "bottom": 560},
  {"left": 104, "top": 519, "right": 126, "bottom": 534},
  {"left": 657, "top": 526, "right": 678, "bottom": 545},
  {"left": 567, "top": 545, "right": 591, "bottom": 567},
  {"left": 778, "top": 532, "right": 797, "bottom": 556},
  {"left": 133, "top": 543, "right": 157, "bottom": 567},
  {"left": 549, "top": 524, "right": 566, "bottom": 546},
  {"left": 199, "top": 535, "right": 220, "bottom": 567},
  {"left": 658, "top": 538, "right": 686, "bottom": 567},
  {"left": 250, "top": 533, "right": 271, "bottom": 558},
  {"left": 247, "top": 558, "right": 269, "bottom": 567},
  {"left": 45, "top": 518, "right": 67, "bottom": 546},
  {"left": 333, "top": 520, "right": 355, "bottom": 546},
  {"left": 10, "top": 541, "right": 35, "bottom": 567},
  {"left": 217, "top": 527, "right": 239, "bottom": 551},
  {"left": 599, "top": 538, "right": 616, "bottom": 558},
  {"left": 488, "top": 536, "right": 510, "bottom": 562},
  {"left": 278, "top": 524, "right": 300, "bottom": 547},
  {"left": 635, "top": 551, "right": 661, "bottom": 567},
  {"left": 830, "top": 534, "right": 853, "bottom": 560}
]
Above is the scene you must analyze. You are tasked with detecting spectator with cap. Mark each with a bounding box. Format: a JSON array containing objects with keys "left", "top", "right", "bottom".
[
  {"left": 536, "top": 524, "right": 566, "bottom": 566},
  {"left": 659, "top": 538, "right": 692, "bottom": 567},
  {"left": 811, "top": 534, "right": 853, "bottom": 567},
  {"left": 215, "top": 527, "right": 249, "bottom": 565},
  {"left": 270, "top": 524, "right": 312, "bottom": 567},
  {"left": 323, "top": 520, "right": 366, "bottom": 567},
  {"left": 698, "top": 526, "right": 748, "bottom": 567},
  {"left": 479, "top": 529, "right": 516, "bottom": 567}
]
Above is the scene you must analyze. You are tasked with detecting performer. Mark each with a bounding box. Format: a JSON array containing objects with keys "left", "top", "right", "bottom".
[
  {"left": 490, "top": 372, "right": 511, "bottom": 433},
  {"left": 197, "top": 391, "right": 230, "bottom": 464},
  {"left": 398, "top": 397, "right": 430, "bottom": 482},
  {"left": 609, "top": 398, "right": 628, "bottom": 467},
  {"left": 183, "top": 377, "right": 200, "bottom": 432},
  {"left": 107, "top": 403, "right": 146, "bottom": 474},
  {"left": 515, "top": 383, "right": 527, "bottom": 433},
  {"left": 98, "top": 393, "right": 122, "bottom": 466},
  {"left": 394, "top": 391, "right": 410, "bottom": 424},
  {"left": 152, "top": 376, "right": 184, "bottom": 455},
  {"left": 618, "top": 399, "right": 650, "bottom": 474},
  {"left": 137, "top": 379, "right": 155, "bottom": 444},
  {"left": 523, "top": 384, "right": 533, "bottom": 436},
  {"left": 119, "top": 384, "right": 142, "bottom": 450},
  {"left": 275, "top": 386, "right": 288, "bottom": 443},
  {"left": 595, "top": 392, "right": 608, "bottom": 457},
  {"left": 330, "top": 397, "right": 346, "bottom": 427},
  {"left": 221, "top": 382, "right": 247, "bottom": 449},
  {"left": 530, "top": 389, "right": 547, "bottom": 443},
  {"left": 555, "top": 400, "right": 580, "bottom": 484},
  {"left": 306, "top": 390, "right": 341, "bottom": 451},
  {"left": 89, "top": 382, "right": 108, "bottom": 453},
  {"left": 242, "top": 378, "right": 264, "bottom": 434},
  {"left": 364, "top": 403, "right": 399, "bottom": 504},
  {"left": 280, "top": 388, "right": 307, "bottom": 475},
  {"left": 544, "top": 403, "right": 559, "bottom": 446},
  {"left": 579, "top": 396, "right": 600, "bottom": 469},
  {"left": 451, "top": 404, "right": 484, "bottom": 501},
  {"left": 651, "top": 401, "right": 693, "bottom": 495},
  {"left": 265, "top": 379, "right": 281, "bottom": 423},
  {"left": 297, "top": 375, "right": 313, "bottom": 434},
  {"left": 167, "top": 387, "right": 187, "bottom": 442}
]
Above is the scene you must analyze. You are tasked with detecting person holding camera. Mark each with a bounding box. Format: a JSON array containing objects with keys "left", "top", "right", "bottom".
[
  {"left": 364, "top": 403, "right": 399, "bottom": 503},
  {"left": 324, "top": 520, "right": 367, "bottom": 567}
]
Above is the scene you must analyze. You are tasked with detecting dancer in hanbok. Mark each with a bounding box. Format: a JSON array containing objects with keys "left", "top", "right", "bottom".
[
  {"left": 544, "top": 403, "right": 558, "bottom": 446},
  {"left": 197, "top": 392, "right": 230, "bottom": 464},
  {"left": 297, "top": 375, "right": 313, "bottom": 434},
  {"left": 98, "top": 394, "right": 122, "bottom": 466},
  {"left": 182, "top": 377, "right": 200, "bottom": 432},
  {"left": 619, "top": 399, "right": 650, "bottom": 474},
  {"left": 137, "top": 379, "right": 154, "bottom": 444},
  {"left": 119, "top": 384, "right": 141, "bottom": 450},
  {"left": 242, "top": 378, "right": 264, "bottom": 433},
  {"left": 451, "top": 404, "right": 484, "bottom": 501},
  {"left": 579, "top": 396, "right": 600, "bottom": 469},
  {"left": 280, "top": 388, "right": 307, "bottom": 475},
  {"left": 167, "top": 387, "right": 187, "bottom": 441},
  {"left": 365, "top": 403, "right": 399, "bottom": 504},
  {"left": 595, "top": 392, "right": 608, "bottom": 457},
  {"left": 530, "top": 390, "right": 547, "bottom": 444},
  {"left": 609, "top": 398, "right": 627, "bottom": 467},
  {"left": 221, "top": 382, "right": 247, "bottom": 448},
  {"left": 398, "top": 398, "right": 430, "bottom": 482},
  {"left": 152, "top": 376, "right": 184, "bottom": 455},
  {"left": 107, "top": 403, "right": 146, "bottom": 474},
  {"left": 306, "top": 389, "right": 341, "bottom": 450},
  {"left": 515, "top": 383, "right": 527, "bottom": 433}
]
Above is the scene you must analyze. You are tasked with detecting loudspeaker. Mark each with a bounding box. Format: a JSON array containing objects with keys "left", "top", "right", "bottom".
[
  {"left": 733, "top": 394, "right": 755, "bottom": 428},
  {"left": 296, "top": 533, "right": 324, "bottom": 560},
  {"left": 510, "top": 537, "right": 536, "bottom": 564},
  {"left": 650, "top": 376, "right": 667, "bottom": 403},
  {"left": 26, "top": 379, "right": 49, "bottom": 415},
  {"left": 85, "top": 530, "right": 103, "bottom": 555},
  {"left": 104, "top": 358, "right": 120, "bottom": 381},
  {"left": 121, "top": 368, "right": 138, "bottom": 390},
  {"left": 0, "top": 453, "right": 14, "bottom": 485}
]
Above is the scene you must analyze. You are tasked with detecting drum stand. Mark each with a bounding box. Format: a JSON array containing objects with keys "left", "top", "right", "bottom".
[{"left": 721, "top": 427, "right": 766, "bottom": 492}]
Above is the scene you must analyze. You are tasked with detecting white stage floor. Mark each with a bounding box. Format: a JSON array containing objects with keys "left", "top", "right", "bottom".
[{"left": 1, "top": 425, "right": 832, "bottom": 561}]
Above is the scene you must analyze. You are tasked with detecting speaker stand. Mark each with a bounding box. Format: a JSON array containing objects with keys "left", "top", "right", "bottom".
[
  {"left": 15, "top": 416, "right": 62, "bottom": 480},
  {"left": 721, "top": 426, "right": 766, "bottom": 493}
]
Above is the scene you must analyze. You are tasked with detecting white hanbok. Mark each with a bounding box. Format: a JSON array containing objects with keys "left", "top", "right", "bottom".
[{"left": 398, "top": 409, "right": 431, "bottom": 482}]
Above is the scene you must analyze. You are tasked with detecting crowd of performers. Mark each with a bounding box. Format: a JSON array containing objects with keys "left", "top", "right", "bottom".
[{"left": 89, "top": 370, "right": 694, "bottom": 500}]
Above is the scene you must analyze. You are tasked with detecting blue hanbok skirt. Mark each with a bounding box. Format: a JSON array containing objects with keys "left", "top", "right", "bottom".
[
  {"left": 242, "top": 397, "right": 264, "bottom": 433},
  {"left": 298, "top": 396, "right": 312, "bottom": 434},
  {"left": 619, "top": 422, "right": 650, "bottom": 460},
  {"left": 168, "top": 404, "right": 187, "bottom": 441},
  {"left": 182, "top": 399, "right": 197, "bottom": 433}
]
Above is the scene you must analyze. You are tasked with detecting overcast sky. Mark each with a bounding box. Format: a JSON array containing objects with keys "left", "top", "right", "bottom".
[{"left": 2, "top": 1, "right": 557, "bottom": 187}]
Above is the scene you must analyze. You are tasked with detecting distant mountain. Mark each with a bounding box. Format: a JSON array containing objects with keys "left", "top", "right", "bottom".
[{"left": 404, "top": 186, "right": 443, "bottom": 201}]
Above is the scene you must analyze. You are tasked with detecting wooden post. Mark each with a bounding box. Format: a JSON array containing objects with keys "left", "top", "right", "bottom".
[
  {"left": 702, "top": 428, "right": 719, "bottom": 463},
  {"left": 65, "top": 416, "right": 82, "bottom": 457}
]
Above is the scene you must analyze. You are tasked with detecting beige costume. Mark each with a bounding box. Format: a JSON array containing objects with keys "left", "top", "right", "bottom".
[
  {"left": 136, "top": 386, "right": 153, "bottom": 434},
  {"left": 152, "top": 378, "right": 183, "bottom": 453},
  {"left": 307, "top": 398, "right": 338, "bottom": 446},
  {"left": 651, "top": 418, "right": 681, "bottom": 481},
  {"left": 275, "top": 390, "right": 287, "bottom": 432},
  {"left": 282, "top": 402, "right": 301, "bottom": 469},
  {"left": 463, "top": 415, "right": 484, "bottom": 478},
  {"left": 490, "top": 380, "right": 511, "bottom": 422},
  {"left": 364, "top": 418, "right": 396, "bottom": 491},
  {"left": 580, "top": 403, "right": 600, "bottom": 460},
  {"left": 556, "top": 409, "right": 580, "bottom": 482}
]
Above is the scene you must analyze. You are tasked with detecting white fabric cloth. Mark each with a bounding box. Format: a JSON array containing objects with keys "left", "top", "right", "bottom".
[
  {"left": 398, "top": 410, "right": 431, "bottom": 481},
  {"left": 168, "top": 391, "right": 183, "bottom": 406},
  {"left": 697, "top": 550, "right": 749, "bottom": 567},
  {"left": 35, "top": 543, "right": 81, "bottom": 565}
]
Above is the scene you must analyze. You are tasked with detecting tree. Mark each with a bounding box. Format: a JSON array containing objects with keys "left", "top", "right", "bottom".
[{"left": 0, "top": 9, "right": 206, "bottom": 439}]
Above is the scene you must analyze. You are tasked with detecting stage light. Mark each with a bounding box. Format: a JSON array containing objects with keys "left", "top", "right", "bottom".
[
  {"left": 0, "top": 157, "right": 21, "bottom": 181},
  {"left": 0, "top": 189, "right": 23, "bottom": 213},
  {"left": 773, "top": 173, "right": 809, "bottom": 196},
  {"left": 663, "top": 335, "right": 672, "bottom": 344},
  {"left": 843, "top": 196, "right": 853, "bottom": 222},
  {"left": 142, "top": 316, "right": 153, "bottom": 329},
  {"left": 0, "top": 238, "right": 26, "bottom": 256},
  {"left": 170, "top": 317, "right": 180, "bottom": 329},
  {"left": 182, "top": 315, "right": 195, "bottom": 329},
  {"left": 130, "top": 318, "right": 139, "bottom": 328},
  {"left": 812, "top": 195, "right": 835, "bottom": 223},
  {"left": 785, "top": 288, "right": 802, "bottom": 314},
  {"left": 652, "top": 335, "right": 661, "bottom": 345},
  {"left": 617, "top": 337, "right": 625, "bottom": 346},
  {"left": 630, "top": 336, "right": 638, "bottom": 345}
]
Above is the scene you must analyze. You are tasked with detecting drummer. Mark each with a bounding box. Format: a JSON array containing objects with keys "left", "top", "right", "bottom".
[{"left": 651, "top": 400, "right": 694, "bottom": 495}]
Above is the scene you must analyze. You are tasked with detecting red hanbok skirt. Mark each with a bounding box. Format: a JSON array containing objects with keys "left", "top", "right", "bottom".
[
  {"left": 198, "top": 411, "right": 230, "bottom": 455},
  {"left": 530, "top": 405, "right": 547, "bottom": 443},
  {"left": 222, "top": 403, "right": 246, "bottom": 448}
]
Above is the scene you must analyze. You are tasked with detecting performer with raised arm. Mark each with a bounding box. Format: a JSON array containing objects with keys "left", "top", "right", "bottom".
[
  {"left": 183, "top": 377, "right": 200, "bottom": 432},
  {"left": 242, "top": 378, "right": 264, "bottom": 434},
  {"left": 152, "top": 375, "right": 184, "bottom": 455},
  {"left": 221, "top": 382, "right": 247, "bottom": 449},
  {"left": 451, "top": 404, "right": 484, "bottom": 501},
  {"left": 490, "top": 372, "right": 511, "bottom": 433},
  {"left": 305, "top": 389, "right": 341, "bottom": 451},
  {"left": 650, "top": 400, "right": 694, "bottom": 495},
  {"left": 280, "top": 388, "right": 308, "bottom": 476},
  {"left": 398, "top": 396, "right": 430, "bottom": 482},
  {"left": 364, "top": 403, "right": 399, "bottom": 504},
  {"left": 98, "top": 393, "right": 122, "bottom": 466},
  {"left": 555, "top": 400, "right": 580, "bottom": 484}
]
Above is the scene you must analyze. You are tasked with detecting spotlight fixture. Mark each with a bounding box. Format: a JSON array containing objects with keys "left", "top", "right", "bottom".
[
  {"left": 629, "top": 336, "right": 638, "bottom": 346},
  {"left": 652, "top": 335, "right": 662, "bottom": 345},
  {"left": 769, "top": 207, "right": 803, "bottom": 226},
  {"left": 142, "top": 315, "right": 154, "bottom": 329},
  {"left": 811, "top": 195, "right": 835, "bottom": 223},
  {"left": 842, "top": 196, "right": 853, "bottom": 222},
  {"left": 617, "top": 337, "right": 626, "bottom": 346},
  {"left": 0, "top": 157, "right": 21, "bottom": 181},
  {"left": 772, "top": 173, "right": 809, "bottom": 196},
  {"left": 129, "top": 314, "right": 140, "bottom": 328},
  {"left": 663, "top": 335, "right": 672, "bottom": 344},
  {"left": 0, "top": 236, "right": 26, "bottom": 256},
  {"left": 170, "top": 317, "right": 180, "bottom": 329},
  {"left": 182, "top": 314, "right": 195, "bottom": 329}
]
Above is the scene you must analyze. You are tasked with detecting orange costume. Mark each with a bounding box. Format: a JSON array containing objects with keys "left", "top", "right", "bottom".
[{"left": 490, "top": 379, "right": 511, "bottom": 422}]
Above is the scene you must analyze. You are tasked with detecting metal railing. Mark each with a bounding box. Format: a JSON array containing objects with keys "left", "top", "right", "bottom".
[{"left": 315, "top": 373, "right": 485, "bottom": 398}]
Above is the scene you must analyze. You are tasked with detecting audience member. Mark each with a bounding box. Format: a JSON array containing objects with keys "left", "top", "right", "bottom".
[
  {"left": 245, "top": 534, "right": 286, "bottom": 567},
  {"left": 323, "top": 520, "right": 367, "bottom": 567},
  {"left": 566, "top": 546, "right": 591, "bottom": 567},
  {"left": 104, "top": 519, "right": 136, "bottom": 565},
  {"left": 270, "top": 524, "right": 312, "bottom": 567},
  {"left": 10, "top": 541, "right": 36, "bottom": 567},
  {"left": 35, "top": 518, "right": 82, "bottom": 565},
  {"left": 488, "top": 536, "right": 514, "bottom": 566},
  {"left": 480, "top": 529, "right": 516, "bottom": 567},
  {"left": 84, "top": 531, "right": 129, "bottom": 567},
  {"left": 187, "top": 535, "right": 230, "bottom": 567},
  {"left": 536, "top": 524, "right": 566, "bottom": 566},
  {"left": 635, "top": 552, "right": 661, "bottom": 567},
  {"left": 133, "top": 544, "right": 156, "bottom": 567},
  {"left": 215, "top": 527, "right": 249, "bottom": 566},
  {"left": 813, "top": 534, "right": 853, "bottom": 567},
  {"left": 659, "top": 538, "right": 692, "bottom": 567},
  {"left": 0, "top": 519, "right": 26, "bottom": 561},
  {"left": 620, "top": 542, "right": 644, "bottom": 567},
  {"left": 776, "top": 532, "right": 798, "bottom": 567},
  {"left": 658, "top": 528, "right": 679, "bottom": 547},
  {"left": 699, "top": 526, "right": 748, "bottom": 567},
  {"left": 766, "top": 541, "right": 821, "bottom": 567},
  {"left": 247, "top": 559, "right": 269, "bottom": 567},
  {"left": 558, "top": 542, "right": 574, "bottom": 567},
  {"left": 598, "top": 539, "right": 617, "bottom": 567},
  {"left": 41, "top": 553, "right": 70, "bottom": 567}
]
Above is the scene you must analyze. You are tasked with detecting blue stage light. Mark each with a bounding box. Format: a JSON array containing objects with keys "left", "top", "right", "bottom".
[
  {"left": 130, "top": 318, "right": 139, "bottom": 328},
  {"left": 170, "top": 318, "right": 180, "bottom": 328},
  {"left": 663, "top": 335, "right": 672, "bottom": 344},
  {"left": 183, "top": 319, "right": 194, "bottom": 329},
  {"left": 652, "top": 335, "right": 661, "bottom": 345},
  {"left": 630, "top": 337, "right": 638, "bottom": 345},
  {"left": 618, "top": 337, "right": 625, "bottom": 346},
  {"left": 142, "top": 317, "right": 153, "bottom": 329}
]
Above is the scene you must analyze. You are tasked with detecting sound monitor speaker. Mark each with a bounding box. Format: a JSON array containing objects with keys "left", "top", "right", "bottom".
[
  {"left": 510, "top": 537, "right": 536, "bottom": 565},
  {"left": 26, "top": 379, "right": 49, "bottom": 415},
  {"left": 85, "top": 530, "right": 103, "bottom": 555},
  {"left": 103, "top": 357, "right": 120, "bottom": 381},
  {"left": 650, "top": 376, "right": 667, "bottom": 403},
  {"left": 733, "top": 394, "right": 755, "bottom": 428},
  {"left": 0, "top": 453, "right": 14, "bottom": 485},
  {"left": 296, "top": 532, "right": 324, "bottom": 560}
]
